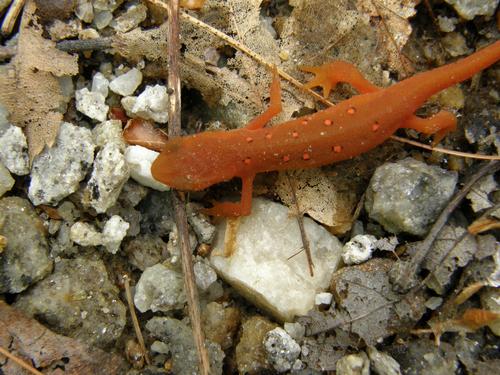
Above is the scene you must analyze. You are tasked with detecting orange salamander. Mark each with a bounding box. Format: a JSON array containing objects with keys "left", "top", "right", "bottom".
[{"left": 151, "top": 40, "right": 500, "bottom": 216}]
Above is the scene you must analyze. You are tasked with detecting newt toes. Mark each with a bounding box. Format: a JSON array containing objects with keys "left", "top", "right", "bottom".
[{"left": 151, "top": 40, "right": 500, "bottom": 217}]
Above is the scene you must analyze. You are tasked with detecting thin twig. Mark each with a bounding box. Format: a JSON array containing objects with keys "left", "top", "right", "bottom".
[
  {"left": 56, "top": 37, "right": 113, "bottom": 52},
  {"left": 1, "top": 0, "right": 25, "bottom": 35},
  {"left": 165, "top": 1, "right": 211, "bottom": 374},
  {"left": 390, "top": 135, "right": 500, "bottom": 160},
  {"left": 0, "top": 345, "right": 44, "bottom": 375},
  {"left": 123, "top": 275, "right": 151, "bottom": 366},
  {"left": 285, "top": 172, "right": 314, "bottom": 276},
  {"left": 390, "top": 160, "right": 500, "bottom": 292}
]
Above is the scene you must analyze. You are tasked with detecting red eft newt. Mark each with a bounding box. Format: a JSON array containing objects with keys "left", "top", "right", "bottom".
[{"left": 151, "top": 40, "right": 500, "bottom": 216}]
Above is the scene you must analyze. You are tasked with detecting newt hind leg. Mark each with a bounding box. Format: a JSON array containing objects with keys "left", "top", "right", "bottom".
[
  {"left": 403, "top": 110, "right": 457, "bottom": 146},
  {"left": 201, "top": 174, "right": 255, "bottom": 217},
  {"left": 245, "top": 67, "right": 283, "bottom": 130},
  {"left": 300, "top": 61, "right": 380, "bottom": 97}
]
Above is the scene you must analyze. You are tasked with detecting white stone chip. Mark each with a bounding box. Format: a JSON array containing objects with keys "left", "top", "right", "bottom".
[
  {"left": 121, "top": 84, "right": 168, "bottom": 123},
  {"left": 29, "top": 122, "right": 95, "bottom": 206},
  {"left": 75, "top": 87, "right": 109, "bottom": 122},
  {"left": 0, "top": 123, "right": 30, "bottom": 175},
  {"left": 315, "top": 292, "right": 333, "bottom": 306},
  {"left": 109, "top": 68, "right": 143, "bottom": 96},
  {"left": 125, "top": 145, "right": 169, "bottom": 191},
  {"left": 70, "top": 215, "right": 129, "bottom": 254},
  {"left": 85, "top": 143, "right": 130, "bottom": 213},
  {"left": 91, "top": 72, "right": 109, "bottom": 97},
  {"left": 210, "top": 198, "right": 343, "bottom": 321},
  {"left": 92, "top": 119, "right": 125, "bottom": 149},
  {"left": 342, "top": 234, "right": 378, "bottom": 265}
]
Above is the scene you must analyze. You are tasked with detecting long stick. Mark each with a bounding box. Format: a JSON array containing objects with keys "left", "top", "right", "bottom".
[{"left": 165, "top": 1, "right": 211, "bottom": 374}]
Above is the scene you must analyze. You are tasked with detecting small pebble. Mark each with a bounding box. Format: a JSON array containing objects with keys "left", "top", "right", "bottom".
[
  {"left": 70, "top": 215, "right": 129, "bottom": 254},
  {"left": 109, "top": 68, "right": 143, "bottom": 96},
  {"left": 342, "top": 234, "right": 377, "bottom": 265},
  {"left": 75, "top": 88, "right": 109, "bottom": 122}
]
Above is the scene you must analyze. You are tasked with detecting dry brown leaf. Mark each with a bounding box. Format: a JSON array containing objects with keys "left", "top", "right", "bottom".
[
  {"left": 356, "top": 0, "right": 417, "bottom": 75},
  {"left": 123, "top": 118, "right": 169, "bottom": 152},
  {"left": 0, "top": 301, "right": 127, "bottom": 375},
  {"left": 0, "top": 0, "right": 79, "bottom": 161}
]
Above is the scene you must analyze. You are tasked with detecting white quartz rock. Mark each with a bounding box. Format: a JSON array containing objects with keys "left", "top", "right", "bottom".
[
  {"left": 124, "top": 145, "right": 169, "bottom": 191},
  {"left": 85, "top": 142, "right": 130, "bottom": 213},
  {"left": 109, "top": 68, "right": 142, "bottom": 96},
  {"left": 210, "top": 198, "right": 343, "bottom": 321},
  {"left": 121, "top": 84, "right": 168, "bottom": 123},
  {"left": 29, "top": 122, "right": 95, "bottom": 206},
  {"left": 91, "top": 72, "right": 109, "bottom": 97},
  {"left": 75, "top": 87, "right": 109, "bottom": 122},
  {"left": 70, "top": 215, "right": 129, "bottom": 254},
  {"left": 0, "top": 123, "right": 30, "bottom": 175}
]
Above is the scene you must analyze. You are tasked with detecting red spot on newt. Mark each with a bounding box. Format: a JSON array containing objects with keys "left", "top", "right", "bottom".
[
  {"left": 292, "top": 131, "right": 299, "bottom": 138},
  {"left": 324, "top": 119, "right": 332, "bottom": 126},
  {"left": 246, "top": 137, "right": 253, "bottom": 143},
  {"left": 150, "top": 41, "right": 500, "bottom": 217}
]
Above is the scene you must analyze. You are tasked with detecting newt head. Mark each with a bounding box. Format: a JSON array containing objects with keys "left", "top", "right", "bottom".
[{"left": 150, "top": 133, "right": 239, "bottom": 191}]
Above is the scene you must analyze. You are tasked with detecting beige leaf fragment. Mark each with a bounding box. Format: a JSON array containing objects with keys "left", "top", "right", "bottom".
[
  {"left": 0, "top": 0, "right": 79, "bottom": 161},
  {"left": 275, "top": 169, "right": 357, "bottom": 234}
]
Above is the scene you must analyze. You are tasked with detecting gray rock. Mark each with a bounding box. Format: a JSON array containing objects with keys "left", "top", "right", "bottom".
[
  {"left": 365, "top": 158, "right": 457, "bottom": 236},
  {"left": 264, "top": 327, "right": 301, "bottom": 372},
  {"left": 388, "top": 339, "right": 458, "bottom": 375},
  {"left": 0, "top": 197, "right": 53, "bottom": 293},
  {"left": 124, "top": 234, "right": 168, "bottom": 271},
  {"left": 193, "top": 258, "right": 217, "bottom": 291},
  {"left": 444, "top": 0, "right": 498, "bottom": 20},
  {"left": 0, "top": 162, "right": 14, "bottom": 197},
  {"left": 118, "top": 180, "right": 148, "bottom": 207},
  {"left": 187, "top": 203, "right": 216, "bottom": 244},
  {"left": 146, "top": 317, "right": 225, "bottom": 375},
  {"left": 367, "top": 346, "right": 402, "bottom": 375},
  {"left": 336, "top": 352, "right": 370, "bottom": 375},
  {"left": 134, "top": 263, "right": 186, "bottom": 313},
  {"left": 29, "top": 122, "right": 95, "bottom": 206},
  {"left": 15, "top": 257, "right": 126, "bottom": 348},
  {"left": 84, "top": 142, "right": 130, "bottom": 213},
  {"left": 0, "top": 123, "right": 30, "bottom": 175}
]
